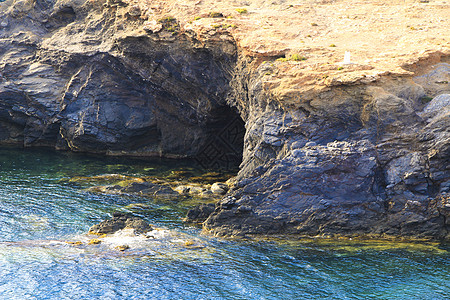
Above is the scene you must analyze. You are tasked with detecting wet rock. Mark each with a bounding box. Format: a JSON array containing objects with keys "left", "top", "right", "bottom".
[
  {"left": 199, "top": 190, "right": 214, "bottom": 197},
  {"left": 115, "top": 245, "right": 130, "bottom": 251},
  {"left": 87, "top": 180, "right": 180, "bottom": 199},
  {"left": 88, "top": 238, "right": 101, "bottom": 245},
  {"left": 121, "top": 182, "right": 178, "bottom": 198},
  {"left": 174, "top": 185, "right": 191, "bottom": 194},
  {"left": 174, "top": 184, "right": 205, "bottom": 195},
  {"left": 67, "top": 174, "right": 143, "bottom": 185},
  {"left": 185, "top": 203, "right": 216, "bottom": 223},
  {"left": 1, "top": 0, "right": 449, "bottom": 240},
  {"left": 89, "top": 212, "right": 152, "bottom": 235},
  {"left": 210, "top": 182, "right": 228, "bottom": 194}
]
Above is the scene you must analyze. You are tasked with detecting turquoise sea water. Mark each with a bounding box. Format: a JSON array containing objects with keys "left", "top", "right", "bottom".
[{"left": 0, "top": 147, "right": 448, "bottom": 299}]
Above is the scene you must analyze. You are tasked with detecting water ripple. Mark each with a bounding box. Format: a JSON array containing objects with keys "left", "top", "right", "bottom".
[{"left": 0, "top": 147, "right": 449, "bottom": 299}]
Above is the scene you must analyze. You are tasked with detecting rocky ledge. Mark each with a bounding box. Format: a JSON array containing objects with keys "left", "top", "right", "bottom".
[{"left": 0, "top": 0, "right": 449, "bottom": 240}]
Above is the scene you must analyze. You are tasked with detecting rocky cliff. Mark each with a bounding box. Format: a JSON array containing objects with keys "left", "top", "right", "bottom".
[{"left": 0, "top": 0, "right": 449, "bottom": 239}]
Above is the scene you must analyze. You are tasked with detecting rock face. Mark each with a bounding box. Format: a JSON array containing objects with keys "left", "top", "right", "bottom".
[
  {"left": 0, "top": 0, "right": 242, "bottom": 163},
  {"left": 0, "top": 0, "right": 449, "bottom": 239},
  {"left": 205, "top": 68, "right": 449, "bottom": 239}
]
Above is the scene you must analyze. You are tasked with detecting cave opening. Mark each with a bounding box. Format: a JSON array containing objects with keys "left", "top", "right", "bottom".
[{"left": 195, "top": 105, "right": 245, "bottom": 171}]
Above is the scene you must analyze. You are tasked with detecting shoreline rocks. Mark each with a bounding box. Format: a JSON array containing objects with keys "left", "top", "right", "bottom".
[
  {"left": 0, "top": 0, "right": 449, "bottom": 240},
  {"left": 84, "top": 213, "right": 206, "bottom": 253},
  {"left": 89, "top": 212, "right": 153, "bottom": 235},
  {"left": 69, "top": 173, "right": 230, "bottom": 203}
]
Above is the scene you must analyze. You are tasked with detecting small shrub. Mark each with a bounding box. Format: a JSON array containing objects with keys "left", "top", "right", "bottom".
[
  {"left": 329, "top": 44, "right": 336, "bottom": 47},
  {"left": 337, "top": 66, "right": 344, "bottom": 70},
  {"left": 157, "top": 16, "right": 179, "bottom": 33},
  {"left": 311, "top": 23, "right": 318, "bottom": 26},
  {"left": 194, "top": 16, "right": 201, "bottom": 21},
  {"left": 209, "top": 12, "right": 224, "bottom": 18},
  {"left": 158, "top": 16, "right": 177, "bottom": 24},
  {"left": 235, "top": 8, "right": 247, "bottom": 14},
  {"left": 290, "top": 54, "right": 307, "bottom": 61},
  {"left": 213, "top": 24, "right": 237, "bottom": 30},
  {"left": 276, "top": 54, "right": 307, "bottom": 62}
]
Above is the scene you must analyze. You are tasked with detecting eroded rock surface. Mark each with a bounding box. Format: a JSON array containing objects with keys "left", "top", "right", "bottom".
[
  {"left": 203, "top": 73, "right": 450, "bottom": 240},
  {"left": 0, "top": 0, "right": 449, "bottom": 239},
  {"left": 89, "top": 212, "right": 152, "bottom": 234},
  {"left": 0, "top": 0, "right": 240, "bottom": 159}
]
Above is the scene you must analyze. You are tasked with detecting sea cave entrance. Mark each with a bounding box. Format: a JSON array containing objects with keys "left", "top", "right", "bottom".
[{"left": 195, "top": 105, "right": 245, "bottom": 171}]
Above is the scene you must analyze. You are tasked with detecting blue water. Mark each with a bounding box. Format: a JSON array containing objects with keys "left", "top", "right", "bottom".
[{"left": 0, "top": 147, "right": 449, "bottom": 299}]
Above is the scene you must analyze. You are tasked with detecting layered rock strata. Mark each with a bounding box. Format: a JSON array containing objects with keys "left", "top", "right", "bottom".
[{"left": 0, "top": 0, "right": 449, "bottom": 239}]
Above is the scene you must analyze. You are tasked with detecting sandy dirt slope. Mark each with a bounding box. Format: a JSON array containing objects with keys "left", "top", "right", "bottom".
[{"left": 123, "top": 0, "right": 449, "bottom": 103}]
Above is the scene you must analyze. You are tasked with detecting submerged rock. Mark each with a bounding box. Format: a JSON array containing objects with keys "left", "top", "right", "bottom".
[
  {"left": 89, "top": 212, "right": 152, "bottom": 235},
  {"left": 185, "top": 203, "right": 216, "bottom": 223},
  {"left": 0, "top": 0, "right": 448, "bottom": 240},
  {"left": 86, "top": 180, "right": 181, "bottom": 200}
]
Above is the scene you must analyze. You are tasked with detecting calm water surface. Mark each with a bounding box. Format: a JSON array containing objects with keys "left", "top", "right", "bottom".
[{"left": 0, "top": 147, "right": 448, "bottom": 299}]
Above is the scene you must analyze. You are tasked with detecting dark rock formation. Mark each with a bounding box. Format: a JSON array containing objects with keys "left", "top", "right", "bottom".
[
  {"left": 0, "top": 0, "right": 242, "bottom": 164},
  {"left": 185, "top": 203, "right": 216, "bottom": 223},
  {"left": 1, "top": 0, "right": 449, "bottom": 240},
  {"left": 202, "top": 64, "right": 450, "bottom": 240},
  {"left": 89, "top": 212, "right": 152, "bottom": 234}
]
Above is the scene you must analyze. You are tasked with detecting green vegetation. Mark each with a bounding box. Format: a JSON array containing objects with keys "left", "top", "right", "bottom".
[
  {"left": 290, "top": 54, "right": 307, "bottom": 61},
  {"left": 194, "top": 16, "right": 201, "bottom": 21},
  {"left": 209, "top": 12, "right": 224, "bottom": 18},
  {"left": 276, "top": 54, "right": 307, "bottom": 62},
  {"left": 337, "top": 66, "right": 344, "bottom": 70},
  {"left": 211, "top": 23, "right": 237, "bottom": 30},
  {"left": 158, "top": 16, "right": 176, "bottom": 22},
  {"left": 311, "top": 22, "right": 318, "bottom": 26},
  {"left": 157, "top": 16, "right": 180, "bottom": 33},
  {"left": 329, "top": 44, "right": 336, "bottom": 47},
  {"left": 420, "top": 96, "right": 433, "bottom": 103},
  {"left": 235, "top": 8, "right": 248, "bottom": 14}
]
